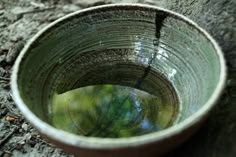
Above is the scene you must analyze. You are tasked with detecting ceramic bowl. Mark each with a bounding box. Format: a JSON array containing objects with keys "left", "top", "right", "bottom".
[{"left": 11, "top": 4, "right": 226, "bottom": 157}]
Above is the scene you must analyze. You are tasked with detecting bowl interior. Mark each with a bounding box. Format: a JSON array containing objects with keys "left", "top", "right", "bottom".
[{"left": 15, "top": 6, "right": 222, "bottom": 138}]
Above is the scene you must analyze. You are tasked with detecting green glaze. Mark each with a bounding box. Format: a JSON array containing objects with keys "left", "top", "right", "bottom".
[
  {"left": 11, "top": 4, "right": 226, "bottom": 156},
  {"left": 17, "top": 6, "right": 220, "bottom": 124}
]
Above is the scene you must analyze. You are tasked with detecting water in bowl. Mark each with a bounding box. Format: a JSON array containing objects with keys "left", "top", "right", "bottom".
[
  {"left": 51, "top": 78, "right": 179, "bottom": 138},
  {"left": 50, "top": 30, "right": 179, "bottom": 138}
]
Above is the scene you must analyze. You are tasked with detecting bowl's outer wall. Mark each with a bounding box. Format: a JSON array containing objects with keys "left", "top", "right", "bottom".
[{"left": 41, "top": 114, "right": 206, "bottom": 157}]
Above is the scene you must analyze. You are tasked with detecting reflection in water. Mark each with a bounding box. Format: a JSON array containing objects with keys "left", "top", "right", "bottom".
[{"left": 51, "top": 84, "right": 178, "bottom": 138}]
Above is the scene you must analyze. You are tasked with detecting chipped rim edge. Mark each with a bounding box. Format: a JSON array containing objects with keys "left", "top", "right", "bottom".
[{"left": 11, "top": 4, "right": 227, "bottom": 149}]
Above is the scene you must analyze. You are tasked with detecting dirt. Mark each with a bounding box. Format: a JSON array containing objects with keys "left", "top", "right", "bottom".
[
  {"left": 0, "top": 1, "right": 146, "bottom": 156},
  {"left": 0, "top": 1, "right": 86, "bottom": 156},
  {"left": 0, "top": 0, "right": 235, "bottom": 157}
]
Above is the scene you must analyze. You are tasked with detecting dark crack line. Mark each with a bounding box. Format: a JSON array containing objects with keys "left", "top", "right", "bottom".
[
  {"left": 86, "top": 13, "right": 169, "bottom": 137},
  {"left": 135, "top": 12, "right": 168, "bottom": 89},
  {"left": 67, "top": 12, "right": 168, "bottom": 137}
]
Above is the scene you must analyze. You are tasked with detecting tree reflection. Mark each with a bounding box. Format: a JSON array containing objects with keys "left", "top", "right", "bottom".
[{"left": 51, "top": 84, "right": 176, "bottom": 138}]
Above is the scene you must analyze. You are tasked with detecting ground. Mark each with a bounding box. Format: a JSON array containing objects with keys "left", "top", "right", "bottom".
[{"left": 0, "top": 0, "right": 235, "bottom": 157}]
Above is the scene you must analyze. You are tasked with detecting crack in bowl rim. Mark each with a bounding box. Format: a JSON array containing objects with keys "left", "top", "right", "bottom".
[{"left": 11, "top": 3, "right": 227, "bottom": 149}]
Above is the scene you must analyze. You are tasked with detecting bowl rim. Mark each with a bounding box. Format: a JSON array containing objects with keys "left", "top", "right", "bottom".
[{"left": 11, "top": 3, "right": 227, "bottom": 149}]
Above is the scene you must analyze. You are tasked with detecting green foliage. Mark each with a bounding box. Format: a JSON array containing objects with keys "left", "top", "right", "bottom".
[{"left": 51, "top": 84, "right": 177, "bottom": 138}]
